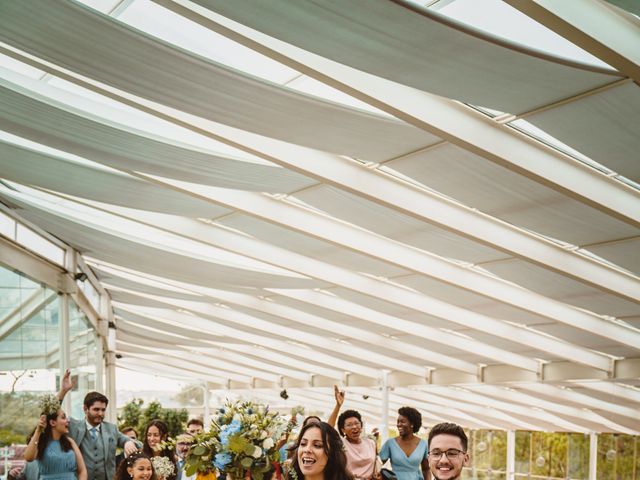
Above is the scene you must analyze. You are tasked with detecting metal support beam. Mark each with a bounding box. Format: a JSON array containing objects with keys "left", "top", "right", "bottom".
[
  {"left": 381, "top": 370, "right": 389, "bottom": 443},
  {"left": 59, "top": 293, "right": 71, "bottom": 413},
  {"left": 105, "top": 327, "right": 117, "bottom": 422},
  {"left": 507, "top": 430, "right": 515, "bottom": 480},
  {"left": 0, "top": 235, "right": 72, "bottom": 293},
  {"left": 95, "top": 336, "right": 104, "bottom": 393},
  {"left": 589, "top": 432, "right": 598, "bottom": 480},
  {"left": 505, "top": 0, "right": 640, "bottom": 84}
]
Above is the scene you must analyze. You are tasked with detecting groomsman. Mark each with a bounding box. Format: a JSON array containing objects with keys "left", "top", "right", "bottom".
[
  {"left": 58, "top": 370, "right": 140, "bottom": 480},
  {"left": 427, "top": 422, "right": 470, "bottom": 480},
  {"left": 186, "top": 418, "right": 204, "bottom": 436}
]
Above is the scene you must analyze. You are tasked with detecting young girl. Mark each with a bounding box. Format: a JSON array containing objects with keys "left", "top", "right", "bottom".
[{"left": 114, "top": 451, "right": 157, "bottom": 480}]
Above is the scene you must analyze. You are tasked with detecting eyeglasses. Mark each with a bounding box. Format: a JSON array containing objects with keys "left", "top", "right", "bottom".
[
  {"left": 428, "top": 449, "right": 466, "bottom": 460},
  {"left": 344, "top": 422, "right": 362, "bottom": 429}
]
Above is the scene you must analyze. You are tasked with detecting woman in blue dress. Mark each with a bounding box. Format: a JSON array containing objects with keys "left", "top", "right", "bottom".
[
  {"left": 24, "top": 405, "right": 87, "bottom": 480},
  {"left": 379, "top": 407, "right": 430, "bottom": 480}
]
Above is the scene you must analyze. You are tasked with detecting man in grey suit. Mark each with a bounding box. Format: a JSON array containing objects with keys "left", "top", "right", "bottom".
[{"left": 58, "top": 370, "right": 139, "bottom": 480}]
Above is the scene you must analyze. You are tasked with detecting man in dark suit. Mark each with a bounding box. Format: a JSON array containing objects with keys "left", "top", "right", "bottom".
[{"left": 58, "top": 370, "right": 140, "bottom": 480}]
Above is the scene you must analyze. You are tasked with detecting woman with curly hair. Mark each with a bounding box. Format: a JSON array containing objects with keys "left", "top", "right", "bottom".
[
  {"left": 287, "top": 421, "right": 354, "bottom": 480},
  {"left": 379, "top": 407, "right": 430, "bottom": 480},
  {"left": 327, "top": 386, "right": 379, "bottom": 480},
  {"left": 24, "top": 400, "right": 87, "bottom": 480},
  {"left": 114, "top": 451, "right": 156, "bottom": 480}
]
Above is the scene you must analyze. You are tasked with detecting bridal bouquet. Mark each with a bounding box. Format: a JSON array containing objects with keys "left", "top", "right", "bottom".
[{"left": 185, "top": 400, "right": 288, "bottom": 480}]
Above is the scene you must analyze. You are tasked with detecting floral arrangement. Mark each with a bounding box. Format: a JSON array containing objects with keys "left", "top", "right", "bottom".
[
  {"left": 39, "top": 393, "right": 61, "bottom": 416},
  {"left": 151, "top": 456, "right": 176, "bottom": 479},
  {"left": 184, "top": 400, "right": 288, "bottom": 480}
]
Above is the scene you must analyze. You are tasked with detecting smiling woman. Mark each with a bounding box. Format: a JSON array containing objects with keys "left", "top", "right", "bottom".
[
  {"left": 22, "top": 394, "right": 88, "bottom": 480},
  {"left": 288, "top": 422, "right": 354, "bottom": 480},
  {"left": 379, "top": 407, "right": 430, "bottom": 480}
]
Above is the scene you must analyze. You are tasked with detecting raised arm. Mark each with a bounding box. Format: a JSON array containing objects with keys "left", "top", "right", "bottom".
[
  {"left": 24, "top": 415, "right": 46, "bottom": 461},
  {"left": 57, "top": 369, "right": 74, "bottom": 402},
  {"left": 326, "top": 385, "right": 345, "bottom": 428}
]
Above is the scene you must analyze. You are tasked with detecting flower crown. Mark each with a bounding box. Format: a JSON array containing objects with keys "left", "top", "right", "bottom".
[
  {"left": 39, "top": 394, "right": 61, "bottom": 416},
  {"left": 125, "top": 450, "right": 148, "bottom": 467}
]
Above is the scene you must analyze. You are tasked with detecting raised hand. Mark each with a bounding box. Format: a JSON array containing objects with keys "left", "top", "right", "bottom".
[
  {"left": 124, "top": 440, "right": 138, "bottom": 456},
  {"left": 37, "top": 414, "right": 47, "bottom": 432},
  {"left": 61, "top": 369, "right": 74, "bottom": 393},
  {"left": 334, "top": 384, "right": 345, "bottom": 407}
]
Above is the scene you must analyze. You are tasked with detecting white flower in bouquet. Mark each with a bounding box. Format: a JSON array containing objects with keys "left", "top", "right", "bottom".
[
  {"left": 262, "top": 438, "right": 274, "bottom": 450},
  {"left": 38, "top": 394, "right": 61, "bottom": 416},
  {"left": 151, "top": 456, "right": 175, "bottom": 478}
]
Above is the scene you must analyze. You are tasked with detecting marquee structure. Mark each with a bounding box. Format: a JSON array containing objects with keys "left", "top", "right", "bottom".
[{"left": 0, "top": 2, "right": 638, "bottom": 469}]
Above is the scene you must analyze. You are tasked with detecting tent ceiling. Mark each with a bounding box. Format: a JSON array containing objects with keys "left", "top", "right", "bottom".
[{"left": 0, "top": 0, "right": 638, "bottom": 434}]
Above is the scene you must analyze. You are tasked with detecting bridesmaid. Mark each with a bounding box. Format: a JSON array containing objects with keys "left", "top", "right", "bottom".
[
  {"left": 24, "top": 398, "right": 87, "bottom": 480},
  {"left": 379, "top": 407, "right": 430, "bottom": 480}
]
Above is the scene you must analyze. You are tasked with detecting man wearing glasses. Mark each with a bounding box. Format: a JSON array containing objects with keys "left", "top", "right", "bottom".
[{"left": 427, "top": 423, "right": 470, "bottom": 480}]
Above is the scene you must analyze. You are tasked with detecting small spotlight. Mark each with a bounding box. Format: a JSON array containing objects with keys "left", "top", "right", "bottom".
[
  {"left": 362, "top": 395, "right": 370, "bottom": 400},
  {"left": 74, "top": 272, "right": 88, "bottom": 282},
  {"left": 280, "top": 389, "right": 289, "bottom": 400},
  {"left": 115, "top": 354, "right": 123, "bottom": 359}
]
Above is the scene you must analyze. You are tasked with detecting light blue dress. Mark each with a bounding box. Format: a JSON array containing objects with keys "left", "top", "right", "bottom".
[
  {"left": 39, "top": 440, "right": 77, "bottom": 480},
  {"left": 379, "top": 438, "right": 428, "bottom": 480}
]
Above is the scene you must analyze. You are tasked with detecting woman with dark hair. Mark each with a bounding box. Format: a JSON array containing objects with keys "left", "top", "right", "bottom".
[
  {"left": 24, "top": 404, "right": 87, "bottom": 480},
  {"left": 327, "top": 386, "right": 379, "bottom": 480},
  {"left": 114, "top": 451, "right": 157, "bottom": 480},
  {"left": 287, "top": 421, "right": 354, "bottom": 480},
  {"left": 142, "top": 420, "right": 175, "bottom": 480},
  {"left": 379, "top": 407, "right": 430, "bottom": 480}
]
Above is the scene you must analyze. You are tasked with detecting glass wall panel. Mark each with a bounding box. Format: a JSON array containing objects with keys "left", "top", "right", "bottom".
[
  {"left": 568, "top": 433, "right": 589, "bottom": 479},
  {"left": 0, "top": 263, "right": 99, "bottom": 449},
  {"left": 0, "top": 265, "right": 60, "bottom": 448},
  {"left": 598, "top": 433, "right": 639, "bottom": 480}
]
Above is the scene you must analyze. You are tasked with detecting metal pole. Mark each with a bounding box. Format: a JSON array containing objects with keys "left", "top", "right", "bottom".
[
  {"left": 380, "top": 370, "right": 389, "bottom": 443},
  {"left": 105, "top": 326, "right": 117, "bottom": 422},
  {"left": 506, "top": 430, "right": 515, "bottom": 480},
  {"left": 59, "top": 293, "right": 71, "bottom": 414},
  {"left": 95, "top": 336, "right": 104, "bottom": 393},
  {"left": 589, "top": 432, "right": 598, "bottom": 480}
]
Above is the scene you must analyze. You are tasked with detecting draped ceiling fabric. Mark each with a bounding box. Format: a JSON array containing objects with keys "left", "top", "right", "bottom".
[{"left": 0, "top": 0, "right": 638, "bottom": 434}]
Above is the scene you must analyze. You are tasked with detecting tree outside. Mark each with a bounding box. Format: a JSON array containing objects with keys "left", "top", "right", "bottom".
[
  {"left": 118, "top": 398, "right": 188, "bottom": 438},
  {"left": 0, "top": 392, "right": 39, "bottom": 446}
]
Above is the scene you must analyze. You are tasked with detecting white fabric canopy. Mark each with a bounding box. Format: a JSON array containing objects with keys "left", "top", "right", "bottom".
[
  {"left": 0, "top": 0, "right": 438, "bottom": 160},
  {"left": 0, "top": 0, "right": 638, "bottom": 434},
  {"left": 191, "top": 0, "right": 620, "bottom": 112}
]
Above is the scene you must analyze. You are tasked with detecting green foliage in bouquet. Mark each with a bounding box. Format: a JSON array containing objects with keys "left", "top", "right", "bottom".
[{"left": 184, "top": 400, "right": 288, "bottom": 480}]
